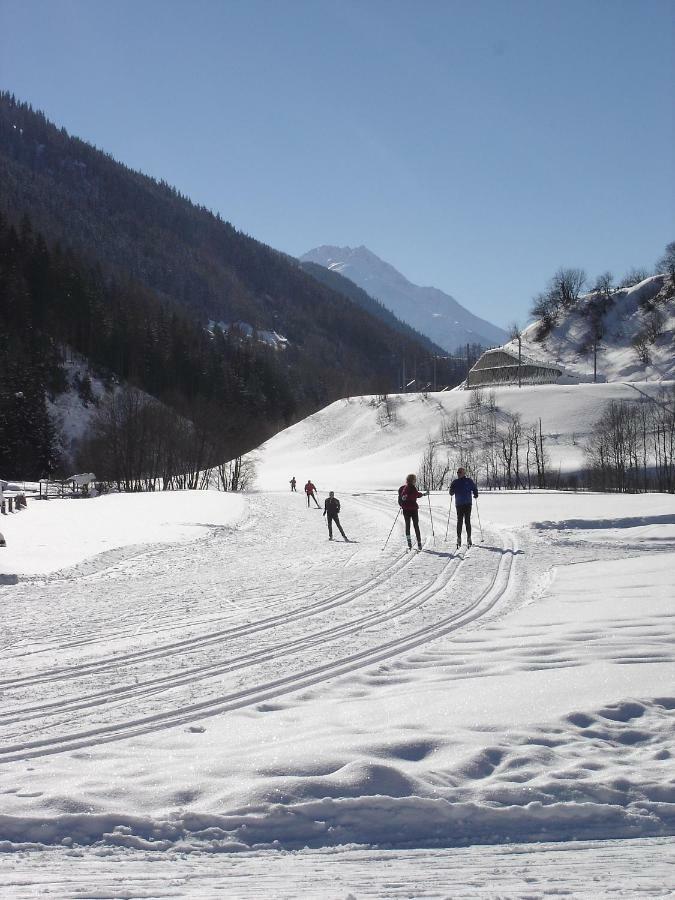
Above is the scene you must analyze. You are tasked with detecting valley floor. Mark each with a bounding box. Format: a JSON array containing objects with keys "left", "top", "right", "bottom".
[{"left": 0, "top": 488, "right": 673, "bottom": 896}]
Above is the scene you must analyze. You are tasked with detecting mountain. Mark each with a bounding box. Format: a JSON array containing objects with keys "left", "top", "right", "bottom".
[
  {"left": 300, "top": 245, "right": 508, "bottom": 352},
  {"left": 299, "top": 260, "right": 445, "bottom": 355},
  {"left": 0, "top": 93, "right": 457, "bottom": 476}
]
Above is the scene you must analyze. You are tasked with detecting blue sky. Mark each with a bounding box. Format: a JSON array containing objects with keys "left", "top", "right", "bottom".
[{"left": 1, "top": 0, "right": 673, "bottom": 327}]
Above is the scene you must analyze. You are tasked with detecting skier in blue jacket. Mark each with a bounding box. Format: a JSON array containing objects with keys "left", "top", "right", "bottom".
[{"left": 449, "top": 467, "right": 478, "bottom": 549}]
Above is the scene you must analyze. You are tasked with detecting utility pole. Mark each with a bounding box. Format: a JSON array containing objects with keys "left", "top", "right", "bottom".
[{"left": 517, "top": 334, "right": 522, "bottom": 388}]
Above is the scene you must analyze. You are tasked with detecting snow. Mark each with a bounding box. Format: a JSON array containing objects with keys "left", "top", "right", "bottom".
[
  {"left": 47, "top": 357, "right": 113, "bottom": 467},
  {"left": 1, "top": 388, "right": 674, "bottom": 895},
  {"left": 0, "top": 491, "right": 246, "bottom": 575},
  {"left": 255, "top": 381, "right": 672, "bottom": 491},
  {"left": 509, "top": 275, "right": 675, "bottom": 383}
]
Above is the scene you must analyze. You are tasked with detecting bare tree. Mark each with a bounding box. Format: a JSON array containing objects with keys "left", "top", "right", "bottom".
[
  {"left": 618, "top": 267, "right": 650, "bottom": 288},
  {"left": 419, "top": 439, "right": 450, "bottom": 491},
  {"left": 553, "top": 268, "right": 587, "bottom": 309},
  {"left": 375, "top": 393, "right": 399, "bottom": 427},
  {"left": 591, "top": 271, "right": 614, "bottom": 297},
  {"left": 655, "top": 241, "right": 675, "bottom": 284},
  {"left": 531, "top": 268, "right": 586, "bottom": 339}
]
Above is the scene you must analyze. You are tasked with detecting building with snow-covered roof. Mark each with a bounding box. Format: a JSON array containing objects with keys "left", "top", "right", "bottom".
[{"left": 467, "top": 346, "right": 564, "bottom": 387}]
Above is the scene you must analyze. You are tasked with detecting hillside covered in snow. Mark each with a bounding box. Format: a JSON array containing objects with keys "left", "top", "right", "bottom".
[
  {"left": 255, "top": 380, "right": 673, "bottom": 492},
  {"left": 511, "top": 274, "right": 675, "bottom": 383}
]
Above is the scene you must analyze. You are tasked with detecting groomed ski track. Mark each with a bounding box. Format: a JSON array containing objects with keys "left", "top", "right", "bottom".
[{"left": 0, "top": 492, "right": 521, "bottom": 764}]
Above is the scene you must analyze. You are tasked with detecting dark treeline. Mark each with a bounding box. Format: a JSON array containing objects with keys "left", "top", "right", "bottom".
[{"left": 0, "top": 212, "right": 297, "bottom": 478}]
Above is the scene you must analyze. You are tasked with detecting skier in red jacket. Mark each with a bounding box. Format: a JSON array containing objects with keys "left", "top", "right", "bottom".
[
  {"left": 397, "top": 473, "right": 428, "bottom": 550},
  {"left": 304, "top": 479, "right": 320, "bottom": 508}
]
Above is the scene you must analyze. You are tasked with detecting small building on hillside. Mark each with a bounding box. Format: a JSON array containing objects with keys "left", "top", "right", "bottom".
[{"left": 467, "top": 346, "right": 564, "bottom": 388}]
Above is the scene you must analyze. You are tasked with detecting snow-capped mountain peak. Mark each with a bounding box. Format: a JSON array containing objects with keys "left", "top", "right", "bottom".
[{"left": 301, "top": 245, "right": 507, "bottom": 351}]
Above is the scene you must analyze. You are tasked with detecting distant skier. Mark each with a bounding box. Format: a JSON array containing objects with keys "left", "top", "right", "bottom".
[
  {"left": 290, "top": 476, "right": 297, "bottom": 492},
  {"left": 323, "top": 491, "right": 348, "bottom": 541},
  {"left": 304, "top": 479, "right": 320, "bottom": 508},
  {"left": 397, "top": 473, "right": 428, "bottom": 550},
  {"left": 449, "top": 467, "right": 478, "bottom": 548}
]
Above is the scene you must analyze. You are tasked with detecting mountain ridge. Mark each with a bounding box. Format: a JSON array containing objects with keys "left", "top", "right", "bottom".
[{"left": 301, "top": 244, "right": 508, "bottom": 351}]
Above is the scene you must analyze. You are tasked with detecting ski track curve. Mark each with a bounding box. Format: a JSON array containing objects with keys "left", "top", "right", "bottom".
[{"left": 0, "top": 493, "right": 519, "bottom": 764}]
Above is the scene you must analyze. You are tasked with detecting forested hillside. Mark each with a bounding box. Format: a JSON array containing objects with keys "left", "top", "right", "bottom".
[{"left": 0, "top": 93, "right": 449, "bottom": 479}]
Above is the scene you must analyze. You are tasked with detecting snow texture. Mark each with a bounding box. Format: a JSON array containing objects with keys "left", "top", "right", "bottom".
[{"left": 0, "top": 387, "right": 674, "bottom": 895}]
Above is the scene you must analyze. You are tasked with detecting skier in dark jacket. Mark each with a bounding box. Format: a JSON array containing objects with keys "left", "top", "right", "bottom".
[
  {"left": 323, "top": 491, "right": 348, "bottom": 541},
  {"left": 290, "top": 476, "right": 297, "bottom": 491},
  {"left": 449, "top": 467, "right": 478, "bottom": 548},
  {"left": 304, "top": 479, "right": 320, "bottom": 508},
  {"left": 398, "top": 473, "right": 428, "bottom": 550}
]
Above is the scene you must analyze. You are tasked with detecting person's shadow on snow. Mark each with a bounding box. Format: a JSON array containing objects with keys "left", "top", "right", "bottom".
[{"left": 478, "top": 545, "right": 524, "bottom": 556}]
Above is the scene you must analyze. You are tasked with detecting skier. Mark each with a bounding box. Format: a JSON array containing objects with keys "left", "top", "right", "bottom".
[
  {"left": 323, "top": 491, "right": 348, "bottom": 541},
  {"left": 290, "top": 476, "right": 297, "bottom": 492},
  {"left": 397, "top": 473, "right": 428, "bottom": 550},
  {"left": 449, "top": 466, "right": 478, "bottom": 549},
  {"left": 304, "top": 479, "right": 320, "bottom": 508}
]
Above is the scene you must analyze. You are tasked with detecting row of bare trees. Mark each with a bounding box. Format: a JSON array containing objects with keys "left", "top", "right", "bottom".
[
  {"left": 418, "top": 385, "right": 675, "bottom": 495},
  {"left": 77, "top": 387, "right": 256, "bottom": 493},
  {"left": 418, "top": 390, "right": 551, "bottom": 491},
  {"left": 585, "top": 388, "right": 675, "bottom": 492}
]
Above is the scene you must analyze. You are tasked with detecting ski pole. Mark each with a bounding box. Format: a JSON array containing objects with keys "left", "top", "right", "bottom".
[
  {"left": 382, "top": 508, "right": 401, "bottom": 551},
  {"left": 475, "top": 497, "right": 484, "bottom": 542},
  {"left": 427, "top": 490, "right": 435, "bottom": 542},
  {"left": 444, "top": 498, "right": 452, "bottom": 541}
]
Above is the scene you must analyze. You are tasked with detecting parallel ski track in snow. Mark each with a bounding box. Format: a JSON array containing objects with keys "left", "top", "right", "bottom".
[
  {"left": 0, "top": 526, "right": 517, "bottom": 763},
  {"left": 0, "top": 537, "right": 420, "bottom": 690},
  {"left": 0, "top": 548, "right": 465, "bottom": 724}
]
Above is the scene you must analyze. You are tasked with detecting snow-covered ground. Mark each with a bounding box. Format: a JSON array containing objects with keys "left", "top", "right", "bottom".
[
  {"left": 255, "top": 381, "right": 672, "bottom": 491},
  {"left": 1, "top": 397, "right": 674, "bottom": 896}
]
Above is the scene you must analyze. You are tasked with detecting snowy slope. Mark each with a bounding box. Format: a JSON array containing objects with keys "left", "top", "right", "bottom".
[
  {"left": 301, "top": 244, "right": 508, "bottom": 351},
  {"left": 509, "top": 275, "right": 675, "bottom": 383},
  {"left": 47, "top": 357, "right": 112, "bottom": 468},
  {"left": 255, "top": 381, "right": 671, "bottom": 491}
]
